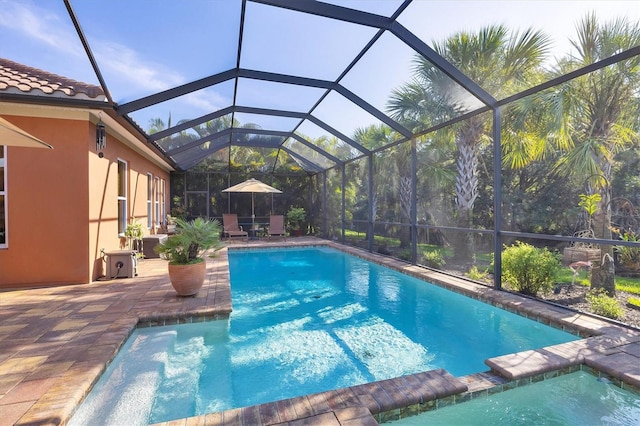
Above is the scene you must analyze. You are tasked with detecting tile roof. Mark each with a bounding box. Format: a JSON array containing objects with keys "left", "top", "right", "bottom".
[{"left": 0, "top": 57, "right": 105, "bottom": 101}]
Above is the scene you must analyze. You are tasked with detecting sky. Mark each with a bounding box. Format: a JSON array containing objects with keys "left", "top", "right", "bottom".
[{"left": 1, "top": 0, "right": 639, "bottom": 141}]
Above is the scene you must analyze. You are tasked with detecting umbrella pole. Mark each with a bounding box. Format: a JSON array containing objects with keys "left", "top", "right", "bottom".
[{"left": 251, "top": 192, "right": 255, "bottom": 229}]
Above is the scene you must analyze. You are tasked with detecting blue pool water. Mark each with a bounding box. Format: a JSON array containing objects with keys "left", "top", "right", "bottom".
[
  {"left": 70, "top": 246, "right": 578, "bottom": 425},
  {"left": 386, "top": 371, "right": 640, "bottom": 425}
]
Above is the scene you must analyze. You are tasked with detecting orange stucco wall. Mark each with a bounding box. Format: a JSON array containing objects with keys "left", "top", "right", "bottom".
[{"left": 0, "top": 113, "right": 170, "bottom": 289}]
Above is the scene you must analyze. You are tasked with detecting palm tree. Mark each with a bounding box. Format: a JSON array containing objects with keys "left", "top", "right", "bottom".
[
  {"left": 353, "top": 126, "right": 393, "bottom": 222},
  {"left": 147, "top": 114, "right": 207, "bottom": 154},
  {"left": 388, "top": 25, "right": 550, "bottom": 263},
  {"left": 147, "top": 115, "right": 171, "bottom": 134},
  {"left": 541, "top": 14, "right": 640, "bottom": 295},
  {"left": 353, "top": 125, "right": 414, "bottom": 246}
]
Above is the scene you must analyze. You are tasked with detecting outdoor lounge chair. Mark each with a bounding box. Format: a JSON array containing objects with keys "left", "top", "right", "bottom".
[
  {"left": 268, "top": 215, "right": 286, "bottom": 241},
  {"left": 222, "top": 214, "right": 248, "bottom": 241}
]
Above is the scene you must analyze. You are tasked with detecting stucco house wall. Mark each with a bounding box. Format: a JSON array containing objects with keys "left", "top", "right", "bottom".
[{"left": 0, "top": 103, "right": 172, "bottom": 289}]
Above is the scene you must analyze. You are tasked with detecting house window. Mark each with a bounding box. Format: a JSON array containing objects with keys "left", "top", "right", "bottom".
[
  {"left": 160, "top": 179, "right": 166, "bottom": 224},
  {"left": 0, "top": 146, "right": 6, "bottom": 248},
  {"left": 154, "top": 177, "right": 160, "bottom": 228},
  {"left": 117, "top": 159, "right": 128, "bottom": 235},
  {"left": 147, "top": 173, "right": 153, "bottom": 229}
]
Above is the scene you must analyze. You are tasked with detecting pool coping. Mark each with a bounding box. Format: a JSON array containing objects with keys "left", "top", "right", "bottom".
[{"left": 1, "top": 237, "right": 639, "bottom": 425}]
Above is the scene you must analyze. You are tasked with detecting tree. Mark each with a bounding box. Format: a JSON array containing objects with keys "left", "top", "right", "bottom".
[
  {"left": 543, "top": 14, "right": 640, "bottom": 295},
  {"left": 353, "top": 125, "right": 396, "bottom": 242},
  {"left": 388, "top": 25, "right": 550, "bottom": 264},
  {"left": 148, "top": 115, "right": 171, "bottom": 134}
]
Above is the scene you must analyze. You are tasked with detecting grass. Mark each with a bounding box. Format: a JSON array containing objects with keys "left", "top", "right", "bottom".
[
  {"left": 612, "top": 276, "right": 640, "bottom": 295},
  {"left": 556, "top": 268, "right": 640, "bottom": 295},
  {"left": 557, "top": 269, "right": 590, "bottom": 285}
]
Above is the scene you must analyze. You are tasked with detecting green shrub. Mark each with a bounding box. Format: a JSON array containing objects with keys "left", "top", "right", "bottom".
[
  {"left": 586, "top": 289, "right": 623, "bottom": 320},
  {"left": 467, "top": 265, "right": 489, "bottom": 282},
  {"left": 397, "top": 249, "right": 412, "bottom": 261},
  {"left": 501, "top": 241, "right": 560, "bottom": 296},
  {"left": 422, "top": 250, "right": 445, "bottom": 269},
  {"left": 614, "top": 229, "right": 640, "bottom": 270}
]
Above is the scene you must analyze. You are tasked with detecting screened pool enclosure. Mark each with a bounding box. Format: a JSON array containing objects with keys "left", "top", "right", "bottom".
[{"left": 3, "top": 0, "right": 640, "bottom": 289}]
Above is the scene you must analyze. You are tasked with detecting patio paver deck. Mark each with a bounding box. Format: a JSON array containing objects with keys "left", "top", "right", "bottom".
[{"left": 1, "top": 237, "right": 639, "bottom": 425}]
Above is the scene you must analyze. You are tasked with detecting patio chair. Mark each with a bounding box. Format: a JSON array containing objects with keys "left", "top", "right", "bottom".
[
  {"left": 268, "top": 215, "right": 286, "bottom": 241},
  {"left": 222, "top": 214, "right": 248, "bottom": 241}
]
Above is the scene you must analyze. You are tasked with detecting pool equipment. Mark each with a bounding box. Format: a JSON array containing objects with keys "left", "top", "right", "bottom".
[{"left": 105, "top": 249, "right": 137, "bottom": 278}]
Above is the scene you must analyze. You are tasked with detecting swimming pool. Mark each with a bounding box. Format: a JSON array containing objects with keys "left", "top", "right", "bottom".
[
  {"left": 69, "top": 246, "right": 578, "bottom": 425},
  {"left": 385, "top": 370, "right": 640, "bottom": 425}
]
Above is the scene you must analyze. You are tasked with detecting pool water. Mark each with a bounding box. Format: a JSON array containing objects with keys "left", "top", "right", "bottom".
[
  {"left": 386, "top": 371, "right": 640, "bottom": 425},
  {"left": 69, "top": 246, "right": 577, "bottom": 425}
]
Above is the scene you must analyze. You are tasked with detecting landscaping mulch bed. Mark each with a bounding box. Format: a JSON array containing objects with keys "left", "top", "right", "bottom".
[{"left": 541, "top": 285, "right": 640, "bottom": 330}]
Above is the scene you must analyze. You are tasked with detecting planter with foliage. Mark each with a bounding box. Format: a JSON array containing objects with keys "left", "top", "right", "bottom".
[
  {"left": 155, "top": 217, "right": 221, "bottom": 296},
  {"left": 286, "top": 207, "right": 306, "bottom": 236},
  {"left": 124, "top": 218, "right": 145, "bottom": 254}
]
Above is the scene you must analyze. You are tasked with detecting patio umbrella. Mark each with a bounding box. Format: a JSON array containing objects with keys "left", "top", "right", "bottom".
[
  {"left": 0, "top": 117, "right": 53, "bottom": 149},
  {"left": 222, "top": 178, "right": 282, "bottom": 229}
]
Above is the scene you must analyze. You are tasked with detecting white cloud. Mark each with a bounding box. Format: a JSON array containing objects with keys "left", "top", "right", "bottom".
[
  {"left": 182, "top": 90, "right": 230, "bottom": 113},
  {"left": 0, "top": 1, "right": 84, "bottom": 58},
  {"left": 0, "top": 0, "right": 208, "bottom": 107},
  {"left": 95, "top": 41, "right": 185, "bottom": 95}
]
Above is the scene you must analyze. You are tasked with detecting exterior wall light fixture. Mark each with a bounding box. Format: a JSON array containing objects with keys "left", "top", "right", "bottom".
[{"left": 96, "top": 115, "right": 106, "bottom": 157}]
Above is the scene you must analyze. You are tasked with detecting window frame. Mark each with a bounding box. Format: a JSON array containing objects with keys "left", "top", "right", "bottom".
[
  {"left": 147, "top": 173, "right": 153, "bottom": 229},
  {"left": 160, "top": 178, "right": 166, "bottom": 225},
  {"left": 154, "top": 176, "right": 160, "bottom": 229},
  {"left": 117, "top": 159, "right": 128, "bottom": 236}
]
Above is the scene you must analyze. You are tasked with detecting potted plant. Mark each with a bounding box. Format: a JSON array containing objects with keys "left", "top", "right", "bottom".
[
  {"left": 164, "top": 214, "right": 177, "bottom": 234},
  {"left": 124, "top": 218, "right": 144, "bottom": 253},
  {"left": 286, "top": 206, "right": 306, "bottom": 236},
  {"left": 155, "top": 217, "right": 221, "bottom": 296}
]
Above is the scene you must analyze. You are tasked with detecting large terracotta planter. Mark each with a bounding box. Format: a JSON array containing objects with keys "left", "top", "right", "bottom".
[{"left": 168, "top": 260, "right": 206, "bottom": 296}]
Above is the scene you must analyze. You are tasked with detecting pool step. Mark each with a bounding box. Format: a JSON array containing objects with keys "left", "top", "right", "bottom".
[
  {"left": 149, "top": 329, "right": 216, "bottom": 422},
  {"left": 68, "top": 330, "right": 178, "bottom": 426}
]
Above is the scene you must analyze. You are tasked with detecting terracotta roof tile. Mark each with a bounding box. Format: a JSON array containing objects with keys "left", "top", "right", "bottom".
[{"left": 0, "top": 58, "right": 106, "bottom": 101}]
